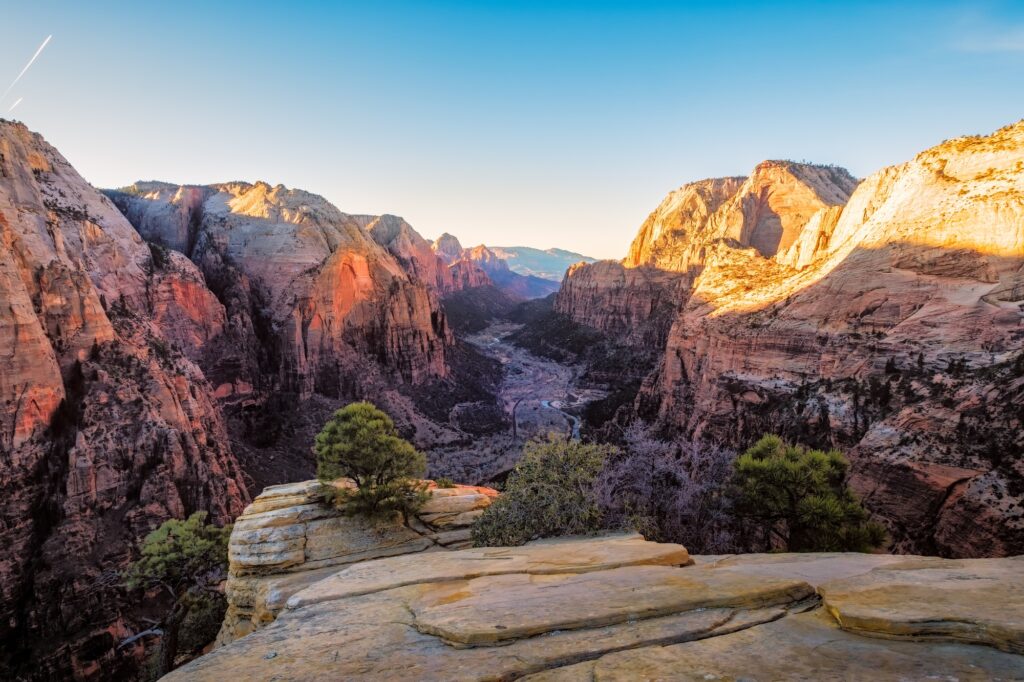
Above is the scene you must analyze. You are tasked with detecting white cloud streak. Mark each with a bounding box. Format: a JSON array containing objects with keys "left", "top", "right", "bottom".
[
  {"left": 1, "top": 35, "right": 52, "bottom": 103},
  {"left": 8, "top": 97, "right": 23, "bottom": 113}
]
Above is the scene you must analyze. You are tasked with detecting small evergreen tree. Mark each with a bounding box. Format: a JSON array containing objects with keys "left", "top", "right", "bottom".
[
  {"left": 314, "top": 401, "right": 427, "bottom": 518},
  {"left": 472, "top": 435, "right": 615, "bottom": 547},
  {"left": 732, "top": 435, "right": 886, "bottom": 552},
  {"left": 123, "top": 512, "right": 231, "bottom": 677}
]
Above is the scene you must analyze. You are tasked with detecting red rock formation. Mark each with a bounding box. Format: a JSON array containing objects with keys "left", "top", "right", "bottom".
[
  {"left": 555, "top": 261, "right": 688, "bottom": 346},
  {"left": 0, "top": 121, "right": 248, "bottom": 680},
  {"left": 559, "top": 124, "right": 1024, "bottom": 557},
  {"left": 369, "top": 217, "right": 491, "bottom": 294},
  {"left": 446, "top": 257, "right": 492, "bottom": 291},
  {"left": 109, "top": 182, "right": 453, "bottom": 397}
]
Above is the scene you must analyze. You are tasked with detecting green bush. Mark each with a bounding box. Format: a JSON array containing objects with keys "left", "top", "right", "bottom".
[
  {"left": 123, "top": 512, "right": 231, "bottom": 676},
  {"left": 433, "top": 477, "right": 457, "bottom": 488},
  {"left": 472, "top": 435, "right": 616, "bottom": 546},
  {"left": 732, "top": 435, "right": 886, "bottom": 552},
  {"left": 314, "top": 401, "right": 427, "bottom": 518}
]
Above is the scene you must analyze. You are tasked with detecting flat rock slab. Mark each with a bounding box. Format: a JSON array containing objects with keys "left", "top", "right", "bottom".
[
  {"left": 525, "top": 610, "right": 1024, "bottom": 681},
  {"left": 693, "top": 551, "right": 909, "bottom": 586},
  {"left": 165, "top": 587, "right": 800, "bottom": 681},
  {"left": 819, "top": 556, "right": 1024, "bottom": 654},
  {"left": 409, "top": 564, "right": 814, "bottom": 645},
  {"left": 288, "top": 533, "right": 691, "bottom": 608}
]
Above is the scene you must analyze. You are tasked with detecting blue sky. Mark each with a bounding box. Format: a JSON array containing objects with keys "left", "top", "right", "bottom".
[{"left": 2, "top": 1, "right": 1023, "bottom": 258}]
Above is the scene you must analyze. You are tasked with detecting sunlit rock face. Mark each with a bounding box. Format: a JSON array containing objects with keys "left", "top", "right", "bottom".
[
  {"left": 558, "top": 162, "right": 857, "bottom": 346},
  {"left": 166, "top": 536, "right": 1024, "bottom": 681},
  {"left": 558, "top": 122, "right": 1024, "bottom": 557},
  {"left": 369, "top": 218, "right": 491, "bottom": 294},
  {"left": 215, "top": 478, "right": 498, "bottom": 645},
  {"left": 434, "top": 234, "right": 559, "bottom": 299},
  {"left": 109, "top": 181, "right": 453, "bottom": 399},
  {"left": 672, "top": 125, "right": 1024, "bottom": 557},
  {"left": 0, "top": 120, "right": 249, "bottom": 680}
]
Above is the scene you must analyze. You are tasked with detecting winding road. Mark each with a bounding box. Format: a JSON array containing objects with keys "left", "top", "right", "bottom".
[{"left": 466, "top": 322, "right": 602, "bottom": 442}]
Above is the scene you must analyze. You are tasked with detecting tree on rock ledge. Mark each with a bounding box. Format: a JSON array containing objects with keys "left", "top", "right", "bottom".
[
  {"left": 314, "top": 401, "right": 427, "bottom": 519},
  {"left": 123, "top": 512, "right": 231, "bottom": 677},
  {"left": 732, "top": 435, "right": 886, "bottom": 552}
]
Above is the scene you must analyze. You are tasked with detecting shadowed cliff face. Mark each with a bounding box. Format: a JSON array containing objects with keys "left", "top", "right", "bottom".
[
  {"left": 556, "top": 121, "right": 1024, "bottom": 557},
  {"left": 106, "top": 181, "right": 505, "bottom": 496},
  {"left": 0, "top": 121, "right": 249, "bottom": 680}
]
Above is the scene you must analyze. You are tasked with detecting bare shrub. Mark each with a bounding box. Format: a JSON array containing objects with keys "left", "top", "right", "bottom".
[{"left": 595, "top": 423, "right": 738, "bottom": 553}]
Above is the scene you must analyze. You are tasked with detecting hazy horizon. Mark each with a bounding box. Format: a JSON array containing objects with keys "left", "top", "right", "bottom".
[{"left": 3, "top": 0, "right": 1024, "bottom": 259}]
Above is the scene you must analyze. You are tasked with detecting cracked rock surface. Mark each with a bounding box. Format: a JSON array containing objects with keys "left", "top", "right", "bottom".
[{"left": 170, "top": 523, "right": 1024, "bottom": 681}]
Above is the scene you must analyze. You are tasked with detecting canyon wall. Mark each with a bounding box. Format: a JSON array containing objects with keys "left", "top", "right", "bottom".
[
  {"left": 557, "top": 161, "right": 857, "bottom": 349},
  {"left": 108, "top": 181, "right": 453, "bottom": 397},
  {"left": 0, "top": 121, "right": 249, "bottom": 680},
  {"left": 558, "top": 123, "right": 1024, "bottom": 557}
]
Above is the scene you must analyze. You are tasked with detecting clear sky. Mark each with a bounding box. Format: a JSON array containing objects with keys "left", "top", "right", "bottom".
[{"left": 2, "top": 1, "right": 1023, "bottom": 259}]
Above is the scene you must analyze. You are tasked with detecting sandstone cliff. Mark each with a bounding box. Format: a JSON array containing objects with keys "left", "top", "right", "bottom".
[
  {"left": 0, "top": 120, "right": 249, "bottom": 680},
  {"left": 370, "top": 219, "right": 491, "bottom": 294},
  {"left": 106, "top": 182, "right": 494, "bottom": 492},
  {"left": 557, "top": 121, "right": 1024, "bottom": 558},
  {"left": 654, "top": 123, "right": 1024, "bottom": 557},
  {"left": 166, "top": 524, "right": 1024, "bottom": 680}
]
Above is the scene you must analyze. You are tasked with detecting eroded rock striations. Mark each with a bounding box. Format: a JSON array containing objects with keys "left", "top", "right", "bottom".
[
  {"left": 557, "top": 122, "right": 1024, "bottom": 557},
  {"left": 107, "top": 182, "right": 496, "bottom": 490},
  {"left": 216, "top": 478, "right": 497, "bottom": 645},
  {"left": 166, "top": 525, "right": 1024, "bottom": 681},
  {"left": 0, "top": 120, "right": 249, "bottom": 679}
]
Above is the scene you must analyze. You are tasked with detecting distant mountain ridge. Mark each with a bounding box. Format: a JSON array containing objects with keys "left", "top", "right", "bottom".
[
  {"left": 488, "top": 245, "right": 597, "bottom": 282},
  {"left": 431, "top": 233, "right": 569, "bottom": 299}
]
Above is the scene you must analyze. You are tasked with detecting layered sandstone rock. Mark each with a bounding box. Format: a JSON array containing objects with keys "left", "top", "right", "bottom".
[
  {"left": 652, "top": 121, "right": 1024, "bottom": 557},
  {"left": 165, "top": 534, "right": 1024, "bottom": 681},
  {"left": 0, "top": 120, "right": 248, "bottom": 680},
  {"left": 216, "top": 478, "right": 498, "bottom": 644},
  {"left": 370, "top": 218, "right": 491, "bottom": 294},
  {"left": 434, "top": 234, "right": 560, "bottom": 299},
  {"left": 554, "top": 260, "right": 688, "bottom": 346}
]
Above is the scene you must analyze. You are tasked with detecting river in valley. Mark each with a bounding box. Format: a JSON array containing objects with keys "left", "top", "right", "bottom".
[{"left": 425, "top": 322, "right": 606, "bottom": 484}]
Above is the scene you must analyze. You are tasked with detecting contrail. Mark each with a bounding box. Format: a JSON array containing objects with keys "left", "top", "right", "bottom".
[
  {"left": 8, "top": 97, "right": 23, "bottom": 113},
  {"left": 1, "top": 35, "right": 52, "bottom": 103}
]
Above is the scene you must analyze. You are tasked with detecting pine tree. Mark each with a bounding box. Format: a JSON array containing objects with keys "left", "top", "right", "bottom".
[
  {"left": 314, "top": 401, "right": 427, "bottom": 518},
  {"left": 732, "top": 435, "right": 886, "bottom": 552},
  {"left": 123, "top": 512, "right": 231, "bottom": 676}
]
